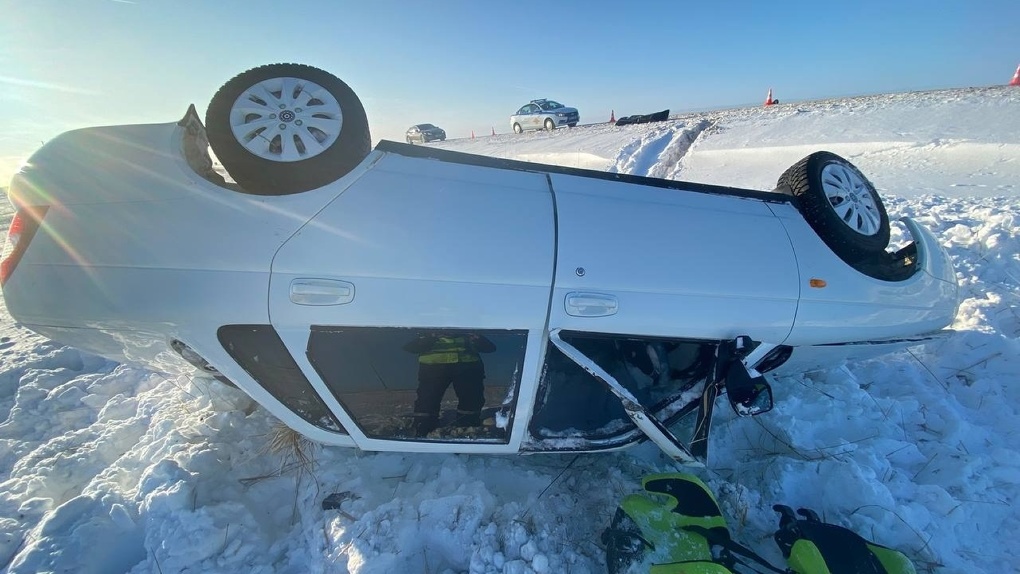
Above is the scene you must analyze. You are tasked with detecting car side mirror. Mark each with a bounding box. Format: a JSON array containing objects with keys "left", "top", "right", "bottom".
[{"left": 725, "top": 361, "right": 774, "bottom": 416}]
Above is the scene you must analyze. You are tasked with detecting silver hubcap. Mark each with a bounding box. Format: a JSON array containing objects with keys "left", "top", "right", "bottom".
[
  {"left": 820, "top": 162, "right": 882, "bottom": 236},
  {"left": 229, "top": 76, "right": 343, "bottom": 162}
]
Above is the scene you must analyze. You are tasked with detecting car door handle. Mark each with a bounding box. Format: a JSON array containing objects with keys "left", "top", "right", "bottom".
[
  {"left": 565, "top": 292, "right": 618, "bottom": 317},
  {"left": 289, "top": 279, "right": 355, "bottom": 306}
]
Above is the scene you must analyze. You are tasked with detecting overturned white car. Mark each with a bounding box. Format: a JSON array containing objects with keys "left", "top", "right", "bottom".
[{"left": 1, "top": 64, "right": 958, "bottom": 463}]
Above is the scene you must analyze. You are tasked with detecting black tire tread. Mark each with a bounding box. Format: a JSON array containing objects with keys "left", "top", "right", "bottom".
[{"left": 778, "top": 151, "right": 890, "bottom": 264}]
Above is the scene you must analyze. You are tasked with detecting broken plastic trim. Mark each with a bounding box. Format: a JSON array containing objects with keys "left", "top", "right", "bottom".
[{"left": 548, "top": 329, "right": 701, "bottom": 465}]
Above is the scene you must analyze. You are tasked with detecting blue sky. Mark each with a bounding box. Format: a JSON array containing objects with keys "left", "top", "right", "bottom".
[{"left": 1, "top": 0, "right": 1017, "bottom": 184}]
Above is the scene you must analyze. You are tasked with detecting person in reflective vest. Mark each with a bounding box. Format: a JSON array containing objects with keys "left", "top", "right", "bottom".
[{"left": 403, "top": 332, "right": 496, "bottom": 437}]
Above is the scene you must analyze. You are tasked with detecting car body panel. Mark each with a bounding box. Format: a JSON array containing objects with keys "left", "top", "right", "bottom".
[
  {"left": 767, "top": 202, "right": 959, "bottom": 345},
  {"left": 5, "top": 122, "right": 374, "bottom": 331},
  {"left": 8, "top": 123, "right": 199, "bottom": 206},
  {"left": 269, "top": 155, "right": 555, "bottom": 330},
  {"left": 765, "top": 330, "right": 952, "bottom": 377},
  {"left": 548, "top": 173, "right": 800, "bottom": 343}
]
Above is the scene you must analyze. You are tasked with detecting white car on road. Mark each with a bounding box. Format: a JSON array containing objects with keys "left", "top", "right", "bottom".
[{"left": 511, "top": 99, "right": 579, "bottom": 133}]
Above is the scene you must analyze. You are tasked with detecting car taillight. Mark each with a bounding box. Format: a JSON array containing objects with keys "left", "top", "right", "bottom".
[{"left": 1, "top": 205, "right": 48, "bottom": 286}]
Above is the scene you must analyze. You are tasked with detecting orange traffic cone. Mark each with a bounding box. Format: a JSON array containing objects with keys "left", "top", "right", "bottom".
[
  {"left": 764, "top": 88, "right": 775, "bottom": 106},
  {"left": 609, "top": 110, "right": 616, "bottom": 123},
  {"left": 1010, "top": 64, "right": 1020, "bottom": 86}
]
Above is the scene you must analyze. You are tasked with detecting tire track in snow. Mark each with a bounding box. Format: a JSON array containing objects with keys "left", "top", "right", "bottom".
[{"left": 608, "top": 119, "right": 714, "bottom": 179}]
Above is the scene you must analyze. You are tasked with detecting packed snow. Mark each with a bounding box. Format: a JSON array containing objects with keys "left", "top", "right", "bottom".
[{"left": 2, "top": 86, "right": 1019, "bottom": 574}]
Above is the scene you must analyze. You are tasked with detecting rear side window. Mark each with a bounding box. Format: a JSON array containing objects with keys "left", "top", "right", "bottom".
[
  {"left": 307, "top": 326, "right": 527, "bottom": 442},
  {"left": 218, "top": 325, "right": 346, "bottom": 433}
]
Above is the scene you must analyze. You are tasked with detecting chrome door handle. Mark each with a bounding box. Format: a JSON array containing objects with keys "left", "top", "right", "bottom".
[
  {"left": 565, "top": 292, "right": 618, "bottom": 317},
  {"left": 289, "top": 279, "right": 355, "bottom": 306}
]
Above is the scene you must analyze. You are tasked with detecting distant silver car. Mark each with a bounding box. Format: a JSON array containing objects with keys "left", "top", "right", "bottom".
[
  {"left": 511, "top": 99, "right": 579, "bottom": 133},
  {"left": 406, "top": 123, "right": 446, "bottom": 144}
]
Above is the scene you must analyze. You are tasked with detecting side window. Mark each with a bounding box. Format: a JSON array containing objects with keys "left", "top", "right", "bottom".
[
  {"left": 218, "top": 324, "right": 346, "bottom": 433},
  {"left": 529, "top": 332, "right": 716, "bottom": 440},
  {"left": 307, "top": 327, "right": 528, "bottom": 442},
  {"left": 526, "top": 104, "right": 539, "bottom": 114},
  {"left": 516, "top": 106, "right": 528, "bottom": 115}
]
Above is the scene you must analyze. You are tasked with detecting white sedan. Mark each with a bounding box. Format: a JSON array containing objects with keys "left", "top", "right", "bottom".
[{"left": 1, "top": 64, "right": 958, "bottom": 463}]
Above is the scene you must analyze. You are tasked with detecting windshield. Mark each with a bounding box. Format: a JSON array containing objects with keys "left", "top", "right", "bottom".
[
  {"left": 538, "top": 101, "right": 564, "bottom": 111},
  {"left": 418, "top": 124, "right": 437, "bottom": 129}
]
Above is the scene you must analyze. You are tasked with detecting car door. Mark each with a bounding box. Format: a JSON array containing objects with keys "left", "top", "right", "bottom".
[
  {"left": 525, "top": 104, "right": 542, "bottom": 129},
  {"left": 548, "top": 174, "right": 799, "bottom": 342},
  {"left": 268, "top": 152, "right": 556, "bottom": 453},
  {"left": 535, "top": 174, "right": 800, "bottom": 455}
]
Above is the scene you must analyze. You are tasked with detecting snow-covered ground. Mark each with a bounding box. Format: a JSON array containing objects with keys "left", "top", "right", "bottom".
[{"left": 2, "top": 86, "right": 1019, "bottom": 573}]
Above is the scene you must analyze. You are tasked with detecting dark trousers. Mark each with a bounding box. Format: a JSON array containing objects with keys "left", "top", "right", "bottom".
[{"left": 413, "top": 361, "right": 485, "bottom": 418}]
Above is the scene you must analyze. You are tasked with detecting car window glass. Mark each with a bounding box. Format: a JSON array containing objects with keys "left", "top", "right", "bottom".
[
  {"left": 529, "top": 332, "right": 715, "bottom": 441},
  {"left": 218, "top": 325, "right": 346, "bottom": 434},
  {"left": 307, "top": 326, "right": 527, "bottom": 443}
]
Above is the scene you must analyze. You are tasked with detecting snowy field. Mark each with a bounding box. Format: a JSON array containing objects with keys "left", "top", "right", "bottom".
[{"left": 1, "top": 86, "right": 1019, "bottom": 573}]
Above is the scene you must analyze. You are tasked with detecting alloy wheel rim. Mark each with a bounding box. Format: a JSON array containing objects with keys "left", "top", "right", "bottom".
[
  {"left": 820, "top": 162, "right": 882, "bottom": 236},
  {"left": 229, "top": 76, "right": 343, "bottom": 162}
]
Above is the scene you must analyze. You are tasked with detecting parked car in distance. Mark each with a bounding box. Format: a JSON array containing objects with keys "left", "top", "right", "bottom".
[
  {"left": 406, "top": 123, "right": 446, "bottom": 144},
  {"left": 511, "top": 99, "right": 579, "bottom": 133}
]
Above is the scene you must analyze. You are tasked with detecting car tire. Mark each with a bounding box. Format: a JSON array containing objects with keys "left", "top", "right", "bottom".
[
  {"left": 544, "top": 118, "right": 556, "bottom": 131},
  {"left": 206, "top": 63, "right": 371, "bottom": 196},
  {"left": 778, "top": 151, "right": 890, "bottom": 263},
  {"left": 513, "top": 123, "right": 523, "bottom": 134}
]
